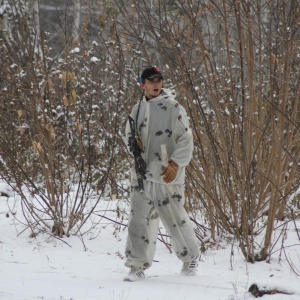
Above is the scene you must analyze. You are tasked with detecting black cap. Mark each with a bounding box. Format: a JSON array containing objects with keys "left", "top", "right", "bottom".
[{"left": 140, "top": 67, "right": 164, "bottom": 82}]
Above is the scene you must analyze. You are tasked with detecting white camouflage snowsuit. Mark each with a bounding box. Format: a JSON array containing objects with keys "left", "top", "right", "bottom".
[{"left": 125, "top": 89, "right": 199, "bottom": 270}]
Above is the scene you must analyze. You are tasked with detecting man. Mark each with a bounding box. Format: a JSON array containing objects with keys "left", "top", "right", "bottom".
[{"left": 124, "top": 66, "right": 199, "bottom": 282}]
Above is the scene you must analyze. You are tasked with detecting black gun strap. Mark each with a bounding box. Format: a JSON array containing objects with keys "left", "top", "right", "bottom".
[{"left": 135, "top": 90, "right": 145, "bottom": 136}]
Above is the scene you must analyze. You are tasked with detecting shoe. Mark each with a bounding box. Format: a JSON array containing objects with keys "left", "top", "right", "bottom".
[
  {"left": 124, "top": 267, "right": 145, "bottom": 282},
  {"left": 180, "top": 254, "right": 199, "bottom": 276}
]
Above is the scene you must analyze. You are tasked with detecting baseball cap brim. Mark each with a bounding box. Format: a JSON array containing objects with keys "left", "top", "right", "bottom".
[{"left": 147, "top": 74, "right": 164, "bottom": 81}]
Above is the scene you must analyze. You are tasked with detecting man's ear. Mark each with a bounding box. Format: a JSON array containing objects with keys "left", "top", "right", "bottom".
[{"left": 140, "top": 82, "right": 145, "bottom": 89}]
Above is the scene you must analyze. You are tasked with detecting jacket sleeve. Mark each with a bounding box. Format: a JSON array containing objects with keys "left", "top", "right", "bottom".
[{"left": 169, "top": 105, "right": 193, "bottom": 167}]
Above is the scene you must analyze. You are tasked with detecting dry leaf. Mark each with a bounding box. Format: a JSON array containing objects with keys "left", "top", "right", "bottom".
[
  {"left": 32, "top": 141, "right": 44, "bottom": 157},
  {"left": 49, "top": 126, "right": 56, "bottom": 139},
  {"left": 61, "top": 72, "right": 67, "bottom": 87},
  {"left": 18, "top": 127, "right": 25, "bottom": 135},
  {"left": 47, "top": 78, "right": 54, "bottom": 91},
  {"left": 67, "top": 71, "right": 76, "bottom": 82},
  {"left": 75, "top": 120, "right": 82, "bottom": 134},
  {"left": 70, "top": 90, "right": 77, "bottom": 104},
  {"left": 45, "top": 124, "right": 56, "bottom": 139},
  {"left": 18, "top": 109, "right": 23, "bottom": 118},
  {"left": 62, "top": 95, "right": 69, "bottom": 107}
]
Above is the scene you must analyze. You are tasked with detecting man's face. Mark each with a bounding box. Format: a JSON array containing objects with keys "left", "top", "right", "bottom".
[{"left": 140, "top": 77, "right": 163, "bottom": 100}]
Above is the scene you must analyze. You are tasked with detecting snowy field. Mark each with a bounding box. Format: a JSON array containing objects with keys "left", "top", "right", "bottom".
[{"left": 0, "top": 181, "right": 300, "bottom": 300}]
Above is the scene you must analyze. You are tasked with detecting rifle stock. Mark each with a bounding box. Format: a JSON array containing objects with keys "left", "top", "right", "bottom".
[{"left": 128, "top": 116, "right": 147, "bottom": 192}]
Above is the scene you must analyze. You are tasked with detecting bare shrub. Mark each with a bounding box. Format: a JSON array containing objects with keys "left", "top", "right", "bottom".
[
  {"left": 0, "top": 0, "right": 136, "bottom": 236},
  {"left": 110, "top": 0, "right": 300, "bottom": 262}
]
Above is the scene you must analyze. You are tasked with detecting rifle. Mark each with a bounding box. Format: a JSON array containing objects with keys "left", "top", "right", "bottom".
[{"left": 128, "top": 116, "right": 147, "bottom": 192}]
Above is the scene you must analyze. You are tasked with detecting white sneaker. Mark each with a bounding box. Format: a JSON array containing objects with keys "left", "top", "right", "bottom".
[
  {"left": 124, "top": 267, "right": 145, "bottom": 282},
  {"left": 180, "top": 254, "right": 199, "bottom": 276}
]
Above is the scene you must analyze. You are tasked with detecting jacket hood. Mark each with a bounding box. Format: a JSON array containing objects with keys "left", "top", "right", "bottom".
[
  {"left": 161, "top": 88, "right": 177, "bottom": 98},
  {"left": 142, "top": 89, "right": 177, "bottom": 103}
]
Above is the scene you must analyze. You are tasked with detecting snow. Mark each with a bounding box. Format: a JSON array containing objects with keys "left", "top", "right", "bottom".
[
  {"left": 90, "top": 57, "right": 100, "bottom": 63},
  {"left": 0, "top": 181, "right": 299, "bottom": 300},
  {"left": 70, "top": 47, "right": 80, "bottom": 54}
]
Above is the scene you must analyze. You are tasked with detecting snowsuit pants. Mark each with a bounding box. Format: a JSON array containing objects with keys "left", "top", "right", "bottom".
[{"left": 125, "top": 181, "right": 199, "bottom": 270}]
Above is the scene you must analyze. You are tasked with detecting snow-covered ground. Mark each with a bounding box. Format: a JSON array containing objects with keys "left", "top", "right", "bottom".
[{"left": 0, "top": 182, "right": 299, "bottom": 300}]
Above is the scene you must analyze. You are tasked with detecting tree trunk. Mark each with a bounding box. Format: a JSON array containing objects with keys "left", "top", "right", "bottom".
[
  {"left": 0, "top": 0, "right": 11, "bottom": 40},
  {"left": 72, "top": 0, "right": 81, "bottom": 43},
  {"left": 31, "top": 0, "right": 41, "bottom": 58}
]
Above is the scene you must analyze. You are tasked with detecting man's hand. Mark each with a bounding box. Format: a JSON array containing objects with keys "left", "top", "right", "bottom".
[{"left": 161, "top": 161, "right": 178, "bottom": 183}]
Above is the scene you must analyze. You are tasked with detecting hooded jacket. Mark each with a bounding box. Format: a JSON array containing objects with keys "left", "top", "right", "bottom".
[{"left": 125, "top": 89, "right": 193, "bottom": 186}]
